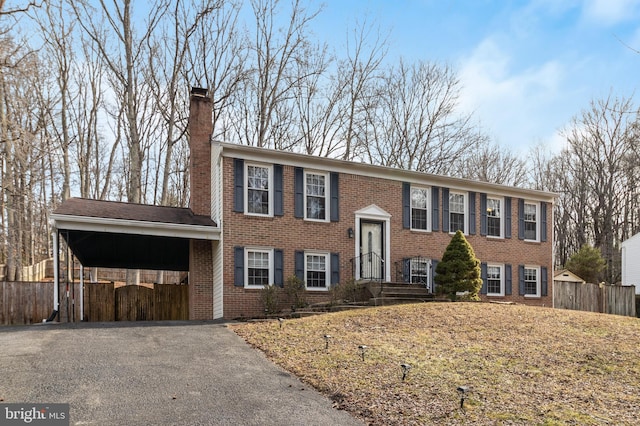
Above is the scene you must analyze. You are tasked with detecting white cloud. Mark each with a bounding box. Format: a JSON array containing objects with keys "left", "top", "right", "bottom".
[
  {"left": 582, "top": 0, "right": 640, "bottom": 26},
  {"left": 457, "top": 38, "right": 566, "bottom": 153}
]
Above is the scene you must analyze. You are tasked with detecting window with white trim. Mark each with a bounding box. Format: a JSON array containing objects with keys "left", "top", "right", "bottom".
[
  {"left": 410, "top": 258, "right": 430, "bottom": 285},
  {"left": 486, "top": 264, "right": 504, "bottom": 296},
  {"left": 305, "top": 252, "right": 329, "bottom": 290},
  {"left": 245, "top": 248, "right": 273, "bottom": 288},
  {"left": 246, "top": 164, "right": 272, "bottom": 215},
  {"left": 411, "top": 187, "right": 430, "bottom": 231},
  {"left": 305, "top": 171, "right": 328, "bottom": 221},
  {"left": 524, "top": 266, "right": 540, "bottom": 297},
  {"left": 487, "top": 197, "right": 502, "bottom": 237},
  {"left": 449, "top": 192, "right": 466, "bottom": 233},
  {"left": 524, "top": 202, "right": 538, "bottom": 241}
]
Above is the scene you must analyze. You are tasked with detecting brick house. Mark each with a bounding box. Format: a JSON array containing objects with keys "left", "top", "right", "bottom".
[{"left": 53, "top": 88, "right": 555, "bottom": 320}]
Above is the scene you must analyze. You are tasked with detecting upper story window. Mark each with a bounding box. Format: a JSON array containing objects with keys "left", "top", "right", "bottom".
[
  {"left": 449, "top": 192, "right": 466, "bottom": 233},
  {"left": 305, "top": 172, "right": 328, "bottom": 221},
  {"left": 524, "top": 202, "right": 538, "bottom": 241},
  {"left": 411, "top": 187, "right": 430, "bottom": 231},
  {"left": 246, "top": 164, "right": 272, "bottom": 216},
  {"left": 487, "top": 197, "right": 502, "bottom": 237}
]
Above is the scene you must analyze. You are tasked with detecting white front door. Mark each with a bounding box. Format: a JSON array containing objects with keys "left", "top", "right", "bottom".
[{"left": 360, "top": 220, "right": 384, "bottom": 280}]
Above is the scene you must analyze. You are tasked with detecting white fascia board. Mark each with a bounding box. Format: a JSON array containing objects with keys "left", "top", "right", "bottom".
[
  {"left": 51, "top": 214, "right": 220, "bottom": 241},
  {"left": 215, "top": 141, "right": 557, "bottom": 204}
]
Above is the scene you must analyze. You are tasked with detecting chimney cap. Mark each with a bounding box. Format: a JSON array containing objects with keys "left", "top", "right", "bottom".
[{"left": 191, "top": 87, "right": 208, "bottom": 97}]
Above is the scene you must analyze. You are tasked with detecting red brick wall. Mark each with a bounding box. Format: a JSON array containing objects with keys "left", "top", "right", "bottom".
[
  {"left": 220, "top": 157, "right": 553, "bottom": 318},
  {"left": 189, "top": 240, "right": 213, "bottom": 320}
]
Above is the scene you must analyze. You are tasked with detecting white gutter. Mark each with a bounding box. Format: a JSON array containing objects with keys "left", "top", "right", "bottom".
[{"left": 50, "top": 213, "right": 220, "bottom": 241}]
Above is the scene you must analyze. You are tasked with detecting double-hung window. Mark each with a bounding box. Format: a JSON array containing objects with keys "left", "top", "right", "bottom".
[
  {"left": 524, "top": 202, "right": 538, "bottom": 240},
  {"left": 449, "top": 192, "right": 466, "bottom": 233},
  {"left": 411, "top": 187, "right": 430, "bottom": 231},
  {"left": 246, "top": 164, "right": 271, "bottom": 215},
  {"left": 305, "top": 172, "right": 328, "bottom": 221},
  {"left": 524, "top": 266, "right": 539, "bottom": 297},
  {"left": 305, "top": 252, "right": 329, "bottom": 290},
  {"left": 410, "top": 258, "right": 430, "bottom": 285},
  {"left": 486, "top": 264, "right": 504, "bottom": 296},
  {"left": 487, "top": 197, "right": 502, "bottom": 237},
  {"left": 245, "top": 248, "right": 273, "bottom": 288}
]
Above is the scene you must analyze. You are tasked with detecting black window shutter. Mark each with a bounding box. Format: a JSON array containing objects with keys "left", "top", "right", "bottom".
[
  {"left": 274, "top": 165, "right": 284, "bottom": 216},
  {"left": 505, "top": 264, "right": 512, "bottom": 295},
  {"left": 294, "top": 250, "right": 305, "bottom": 281},
  {"left": 402, "top": 258, "right": 410, "bottom": 282},
  {"left": 330, "top": 172, "right": 339, "bottom": 222},
  {"left": 541, "top": 202, "right": 547, "bottom": 242},
  {"left": 233, "top": 159, "right": 244, "bottom": 213},
  {"left": 541, "top": 266, "right": 548, "bottom": 296},
  {"left": 331, "top": 253, "right": 340, "bottom": 285},
  {"left": 518, "top": 198, "right": 525, "bottom": 240},
  {"left": 480, "top": 262, "right": 487, "bottom": 294},
  {"left": 480, "top": 193, "right": 487, "bottom": 236},
  {"left": 504, "top": 197, "right": 512, "bottom": 239},
  {"left": 431, "top": 259, "right": 439, "bottom": 293},
  {"left": 274, "top": 249, "right": 284, "bottom": 287},
  {"left": 294, "top": 167, "right": 304, "bottom": 218},
  {"left": 518, "top": 265, "right": 525, "bottom": 295},
  {"left": 468, "top": 192, "right": 476, "bottom": 235},
  {"left": 432, "top": 187, "right": 440, "bottom": 231},
  {"left": 442, "top": 188, "right": 450, "bottom": 233},
  {"left": 234, "top": 246, "right": 244, "bottom": 287},
  {"left": 402, "top": 183, "right": 411, "bottom": 229}
]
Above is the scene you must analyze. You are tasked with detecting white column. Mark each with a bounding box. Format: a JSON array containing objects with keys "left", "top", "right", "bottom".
[
  {"left": 52, "top": 230, "right": 59, "bottom": 313},
  {"left": 80, "top": 264, "right": 84, "bottom": 321}
]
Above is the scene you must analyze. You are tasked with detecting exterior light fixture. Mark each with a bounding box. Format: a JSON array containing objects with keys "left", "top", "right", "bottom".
[
  {"left": 400, "top": 363, "right": 411, "bottom": 381},
  {"left": 457, "top": 386, "right": 469, "bottom": 412},
  {"left": 358, "top": 345, "right": 367, "bottom": 361},
  {"left": 348, "top": 228, "right": 354, "bottom": 239}
]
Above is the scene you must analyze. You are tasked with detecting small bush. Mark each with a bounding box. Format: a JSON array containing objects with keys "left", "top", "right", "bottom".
[
  {"left": 284, "top": 275, "right": 307, "bottom": 309},
  {"left": 332, "top": 278, "right": 366, "bottom": 304},
  {"left": 259, "top": 284, "right": 281, "bottom": 315}
]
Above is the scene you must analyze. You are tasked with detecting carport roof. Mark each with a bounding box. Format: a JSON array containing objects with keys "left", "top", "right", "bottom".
[{"left": 51, "top": 198, "right": 219, "bottom": 271}]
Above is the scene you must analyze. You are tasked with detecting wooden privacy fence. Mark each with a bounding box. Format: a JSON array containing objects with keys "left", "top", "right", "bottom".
[
  {"left": 1, "top": 282, "right": 188, "bottom": 325},
  {"left": 0, "top": 282, "right": 55, "bottom": 325},
  {"left": 554, "top": 281, "right": 636, "bottom": 317}
]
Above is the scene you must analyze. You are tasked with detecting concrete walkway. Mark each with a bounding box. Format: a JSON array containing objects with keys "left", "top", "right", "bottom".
[{"left": 0, "top": 321, "right": 363, "bottom": 425}]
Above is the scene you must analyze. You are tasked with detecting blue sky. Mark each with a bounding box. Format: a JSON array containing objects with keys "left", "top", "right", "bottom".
[{"left": 311, "top": 0, "right": 640, "bottom": 154}]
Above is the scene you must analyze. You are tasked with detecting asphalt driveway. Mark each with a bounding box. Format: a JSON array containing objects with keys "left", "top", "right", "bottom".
[{"left": 0, "top": 321, "right": 362, "bottom": 425}]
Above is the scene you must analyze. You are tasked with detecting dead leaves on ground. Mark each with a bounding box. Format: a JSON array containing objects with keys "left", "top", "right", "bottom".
[{"left": 231, "top": 303, "right": 640, "bottom": 425}]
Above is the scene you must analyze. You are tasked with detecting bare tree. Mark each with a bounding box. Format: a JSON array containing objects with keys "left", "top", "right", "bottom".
[
  {"left": 455, "top": 140, "right": 528, "bottom": 186},
  {"left": 363, "top": 59, "right": 485, "bottom": 175}
]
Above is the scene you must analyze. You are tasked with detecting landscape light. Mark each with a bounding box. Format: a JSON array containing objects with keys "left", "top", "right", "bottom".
[
  {"left": 278, "top": 317, "right": 284, "bottom": 329},
  {"left": 400, "top": 363, "right": 411, "bottom": 381},
  {"left": 358, "top": 345, "right": 367, "bottom": 361},
  {"left": 457, "top": 386, "right": 469, "bottom": 412},
  {"left": 323, "top": 334, "right": 332, "bottom": 350}
]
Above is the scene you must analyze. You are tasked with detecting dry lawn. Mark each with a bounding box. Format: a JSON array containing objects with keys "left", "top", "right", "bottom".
[{"left": 230, "top": 303, "right": 640, "bottom": 425}]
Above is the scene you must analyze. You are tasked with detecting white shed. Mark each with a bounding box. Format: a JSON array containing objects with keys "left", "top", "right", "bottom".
[{"left": 621, "top": 233, "right": 640, "bottom": 294}]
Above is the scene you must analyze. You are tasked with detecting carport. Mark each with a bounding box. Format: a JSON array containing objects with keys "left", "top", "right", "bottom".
[{"left": 50, "top": 198, "right": 220, "bottom": 321}]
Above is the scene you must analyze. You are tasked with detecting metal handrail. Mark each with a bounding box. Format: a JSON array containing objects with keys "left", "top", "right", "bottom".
[{"left": 350, "top": 251, "right": 384, "bottom": 282}]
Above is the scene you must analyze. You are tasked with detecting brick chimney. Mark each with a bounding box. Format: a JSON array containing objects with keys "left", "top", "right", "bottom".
[{"left": 188, "top": 87, "right": 213, "bottom": 217}]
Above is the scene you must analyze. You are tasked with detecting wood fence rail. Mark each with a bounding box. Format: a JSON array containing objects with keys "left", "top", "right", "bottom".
[{"left": 554, "top": 281, "right": 636, "bottom": 317}]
